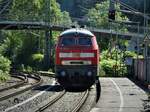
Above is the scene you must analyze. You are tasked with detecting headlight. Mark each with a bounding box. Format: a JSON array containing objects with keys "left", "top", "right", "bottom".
[
  {"left": 60, "top": 71, "right": 66, "bottom": 77},
  {"left": 87, "top": 71, "right": 92, "bottom": 77}
]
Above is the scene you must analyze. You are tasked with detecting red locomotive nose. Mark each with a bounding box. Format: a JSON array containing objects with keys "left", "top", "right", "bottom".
[
  {"left": 55, "top": 28, "right": 99, "bottom": 90},
  {"left": 55, "top": 30, "right": 99, "bottom": 66}
]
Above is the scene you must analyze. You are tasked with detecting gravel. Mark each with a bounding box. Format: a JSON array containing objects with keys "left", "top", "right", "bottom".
[
  {"left": 143, "top": 99, "right": 150, "bottom": 112},
  {"left": 79, "top": 85, "right": 97, "bottom": 112},
  {"left": 0, "top": 76, "right": 38, "bottom": 101},
  {"left": 0, "top": 75, "right": 54, "bottom": 112},
  {"left": 0, "top": 77, "right": 22, "bottom": 90},
  {"left": 44, "top": 91, "right": 87, "bottom": 112},
  {"left": 0, "top": 74, "right": 97, "bottom": 112}
]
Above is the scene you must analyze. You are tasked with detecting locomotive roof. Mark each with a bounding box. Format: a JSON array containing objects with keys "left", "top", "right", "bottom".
[{"left": 60, "top": 28, "right": 94, "bottom": 37}]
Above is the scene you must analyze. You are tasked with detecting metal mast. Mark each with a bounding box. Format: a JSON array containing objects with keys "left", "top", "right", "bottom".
[{"left": 44, "top": 0, "right": 51, "bottom": 69}]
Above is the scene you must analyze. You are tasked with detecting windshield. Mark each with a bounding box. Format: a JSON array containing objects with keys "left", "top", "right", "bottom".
[
  {"left": 61, "top": 37, "right": 76, "bottom": 46},
  {"left": 78, "top": 37, "right": 92, "bottom": 46},
  {"left": 60, "top": 37, "right": 92, "bottom": 46}
]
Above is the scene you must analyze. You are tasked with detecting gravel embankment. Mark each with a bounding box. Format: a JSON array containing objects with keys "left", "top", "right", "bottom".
[
  {"left": 0, "top": 74, "right": 97, "bottom": 112},
  {"left": 43, "top": 92, "right": 85, "bottom": 112},
  {"left": 0, "top": 75, "right": 55, "bottom": 112},
  {"left": 0, "top": 77, "right": 22, "bottom": 90}
]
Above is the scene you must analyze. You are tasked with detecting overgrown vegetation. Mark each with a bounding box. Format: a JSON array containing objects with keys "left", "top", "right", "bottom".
[
  {"left": 29, "top": 53, "right": 44, "bottom": 70},
  {"left": 0, "top": 55, "right": 11, "bottom": 82},
  {"left": 99, "top": 49, "right": 127, "bottom": 77},
  {"left": 124, "top": 51, "right": 136, "bottom": 58}
]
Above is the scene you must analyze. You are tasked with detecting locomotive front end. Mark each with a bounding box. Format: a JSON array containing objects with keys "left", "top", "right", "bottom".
[{"left": 55, "top": 28, "right": 99, "bottom": 90}]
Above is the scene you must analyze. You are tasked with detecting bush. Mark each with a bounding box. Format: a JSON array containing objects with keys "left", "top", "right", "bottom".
[
  {"left": 99, "top": 66, "right": 106, "bottom": 77},
  {"left": 29, "top": 53, "right": 44, "bottom": 69},
  {"left": 100, "top": 59, "right": 127, "bottom": 77},
  {"left": 0, "top": 55, "right": 11, "bottom": 73},
  {"left": 124, "top": 51, "right": 136, "bottom": 58},
  {"left": 0, "top": 70, "right": 10, "bottom": 82},
  {"left": 100, "top": 49, "right": 128, "bottom": 77},
  {"left": 31, "top": 53, "right": 44, "bottom": 63},
  {"left": 100, "top": 59, "right": 116, "bottom": 76},
  {"left": 0, "top": 55, "right": 11, "bottom": 82}
]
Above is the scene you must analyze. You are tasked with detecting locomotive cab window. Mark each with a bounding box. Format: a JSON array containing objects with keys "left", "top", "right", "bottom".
[
  {"left": 78, "top": 37, "right": 92, "bottom": 46},
  {"left": 61, "top": 37, "right": 76, "bottom": 46}
]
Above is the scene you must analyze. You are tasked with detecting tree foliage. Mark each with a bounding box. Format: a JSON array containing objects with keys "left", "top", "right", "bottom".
[
  {"left": 0, "top": 0, "right": 72, "bottom": 71},
  {"left": 0, "top": 55, "right": 11, "bottom": 82},
  {"left": 86, "top": 0, "right": 128, "bottom": 31},
  {"left": 100, "top": 49, "right": 127, "bottom": 77},
  {"left": 0, "top": 55, "right": 11, "bottom": 73},
  {"left": 85, "top": 0, "right": 129, "bottom": 51},
  {"left": 0, "top": 31, "right": 22, "bottom": 62},
  {"left": 9, "top": 0, "right": 72, "bottom": 25}
]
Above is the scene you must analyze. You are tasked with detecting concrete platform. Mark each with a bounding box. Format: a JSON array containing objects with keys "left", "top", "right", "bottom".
[{"left": 90, "top": 78, "right": 148, "bottom": 112}]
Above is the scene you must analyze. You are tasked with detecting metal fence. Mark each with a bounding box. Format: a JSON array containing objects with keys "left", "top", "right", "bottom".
[{"left": 133, "top": 58, "right": 150, "bottom": 83}]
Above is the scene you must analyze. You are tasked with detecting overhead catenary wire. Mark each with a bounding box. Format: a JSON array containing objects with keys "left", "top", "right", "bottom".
[
  {"left": 72, "top": 16, "right": 149, "bottom": 33},
  {"left": 0, "top": 0, "right": 12, "bottom": 15},
  {"left": 112, "top": 0, "right": 138, "bottom": 12},
  {"left": 112, "top": 0, "right": 150, "bottom": 20},
  {"left": 0, "top": 0, "right": 10, "bottom": 6}
]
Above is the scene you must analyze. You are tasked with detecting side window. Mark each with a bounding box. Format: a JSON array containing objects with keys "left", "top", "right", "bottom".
[
  {"left": 78, "top": 37, "right": 92, "bottom": 46},
  {"left": 61, "top": 37, "right": 76, "bottom": 46}
]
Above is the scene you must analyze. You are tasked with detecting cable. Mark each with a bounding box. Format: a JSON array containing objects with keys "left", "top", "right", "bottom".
[
  {"left": 29, "top": 31, "right": 41, "bottom": 37},
  {"left": 0, "top": 0, "right": 12, "bottom": 15},
  {"left": 114, "top": 0, "right": 138, "bottom": 12},
  {"left": 112, "top": 0, "right": 150, "bottom": 20},
  {"left": 0, "top": 0, "right": 10, "bottom": 6},
  {"left": 72, "top": 1, "right": 150, "bottom": 32}
]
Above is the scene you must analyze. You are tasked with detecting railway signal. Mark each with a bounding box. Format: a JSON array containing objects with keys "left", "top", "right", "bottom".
[
  {"left": 109, "top": 0, "right": 116, "bottom": 21},
  {"left": 108, "top": 9, "right": 116, "bottom": 21}
]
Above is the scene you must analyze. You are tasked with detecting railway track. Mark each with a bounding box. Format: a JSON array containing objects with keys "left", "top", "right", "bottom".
[
  {"left": 35, "top": 90, "right": 66, "bottom": 112},
  {"left": 34, "top": 89, "right": 89, "bottom": 112},
  {"left": 71, "top": 90, "right": 89, "bottom": 112},
  {"left": 2, "top": 74, "right": 55, "bottom": 112},
  {"left": 0, "top": 72, "right": 92, "bottom": 112},
  {"left": 0, "top": 74, "right": 27, "bottom": 92},
  {"left": 0, "top": 73, "right": 42, "bottom": 101}
]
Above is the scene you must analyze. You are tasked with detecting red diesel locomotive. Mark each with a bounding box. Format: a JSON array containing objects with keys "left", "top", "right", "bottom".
[{"left": 55, "top": 28, "right": 99, "bottom": 89}]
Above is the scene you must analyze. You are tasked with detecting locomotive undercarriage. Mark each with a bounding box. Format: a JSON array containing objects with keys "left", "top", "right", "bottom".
[{"left": 55, "top": 65, "right": 98, "bottom": 89}]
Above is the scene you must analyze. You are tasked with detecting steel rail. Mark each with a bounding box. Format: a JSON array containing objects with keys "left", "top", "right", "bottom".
[
  {"left": 0, "top": 73, "right": 43, "bottom": 101},
  {"left": 35, "top": 90, "right": 66, "bottom": 112},
  {"left": 36, "top": 71, "right": 55, "bottom": 78},
  {"left": 71, "top": 90, "right": 89, "bottom": 112},
  {"left": 0, "top": 75, "right": 27, "bottom": 92}
]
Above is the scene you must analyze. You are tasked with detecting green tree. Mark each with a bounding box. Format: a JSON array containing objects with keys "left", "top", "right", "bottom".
[
  {"left": 86, "top": 0, "right": 128, "bottom": 30},
  {"left": 0, "top": 0, "right": 72, "bottom": 70},
  {"left": 86, "top": 0, "right": 129, "bottom": 51},
  {"left": 0, "top": 31, "right": 22, "bottom": 60},
  {"left": 9, "top": 0, "right": 72, "bottom": 25}
]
